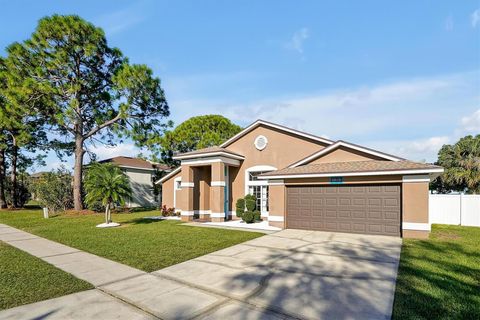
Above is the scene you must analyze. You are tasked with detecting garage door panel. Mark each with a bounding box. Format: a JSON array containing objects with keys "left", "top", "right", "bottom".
[
  {"left": 384, "top": 211, "right": 400, "bottom": 220},
  {"left": 352, "top": 224, "right": 367, "bottom": 233},
  {"left": 368, "top": 186, "right": 382, "bottom": 193},
  {"left": 368, "top": 211, "right": 382, "bottom": 219},
  {"left": 352, "top": 210, "right": 366, "bottom": 219},
  {"left": 286, "top": 184, "right": 400, "bottom": 237},
  {"left": 368, "top": 198, "right": 382, "bottom": 207},
  {"left": 352, "top": 187, "right": 366, "bottom": 193}
]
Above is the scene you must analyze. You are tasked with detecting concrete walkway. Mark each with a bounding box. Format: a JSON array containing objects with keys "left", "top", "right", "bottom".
[{"left": 0, "top": 224, "right": 401, "bottom": 319}]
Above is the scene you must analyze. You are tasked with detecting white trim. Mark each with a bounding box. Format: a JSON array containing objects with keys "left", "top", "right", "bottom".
[
  {"left": 173, "top": 177, "right": 182, "bottom": 208},
  {"left": 268, "top": 216, "right": 284, "bottom": 222},
  {"left": 210, "top": 212, "right": 226, "bottom": 218},
  {"left": 220, "top": 120, "right": 333, "bottom": 148},
  {"left": 197, "top": 210, "right": 211, "bottom": 215},
  {"left": 174, "top": 151, "right": 244, "bottom": 161},
  {"left": 156, "top": 167, "right": 181, "bottom": 184},
  {"left": 180, "top": 182, "right": 194, "bottom": 188},
  {"left": 261, "top": 211, "right": 270, "bottom": 218},
  {"left": 402, "top": 222, "right": 431, "bottom": 231},
  {"left": 402, "top": 175, "right": 431, "bottom": 183},
  {"left": 181, "top": 211, "right": 194, "bottom": 216},
  {"left": 181, "top": 157, "right": 241, "bottom": 167},
  {"left": 211, "top": 181, "right": 226, "bottom": 187},
  {"left": 259, "top": 168, "right": 444, "bottom": 180},
  {"left": 268, "top": 179, "right": 284, "bottom": 186},
  {"left": 254, "top": 135, "right": 268, "bottom": 151},
  {"left": 245, "top": 165, "right": 277, "bottom": 195},
  {"left": 289, "top": 141, "right": 402, "bottom": 168}
]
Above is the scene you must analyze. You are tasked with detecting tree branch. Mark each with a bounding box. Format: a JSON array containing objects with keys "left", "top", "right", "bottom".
[{"left": 84, "top": 113, "right": 122, "bottom": 139}]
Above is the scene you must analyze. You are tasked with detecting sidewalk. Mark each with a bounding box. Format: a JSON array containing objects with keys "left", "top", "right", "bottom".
[{"left": 0, "top": 224, "right": 277, "bottom": 320}]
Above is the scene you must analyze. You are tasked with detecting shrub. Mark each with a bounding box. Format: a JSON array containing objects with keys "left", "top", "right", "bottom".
[
  {"left": 253, "top": 210, "right": 261, "bottom": 222},
  {"left": 30, "top": 167, "right": 73, "bottom": 214},
  {"left": 235, "top": 198, "right": 245, "bottom": 218},
  {"left": 244, "top": 194, "right": 256, "bottom": 211},
  {"left": 242, "top": 211, "right": 255, "bottom": 223},
  {"left": 161, "top": 205, "right": 175, "bottom": 216}
]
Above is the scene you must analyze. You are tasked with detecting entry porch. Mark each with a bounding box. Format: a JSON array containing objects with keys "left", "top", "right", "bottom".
[{"left": 173, "top": 148, "right": 244, "bottom": 223}]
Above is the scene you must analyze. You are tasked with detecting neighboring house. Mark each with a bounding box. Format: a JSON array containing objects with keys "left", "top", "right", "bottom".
[
  {"left": 158, "top": 120, "right": 443, "bottom": 238},
  {"left": 99, "top": 156, "right": 171, "bottom": 208}
]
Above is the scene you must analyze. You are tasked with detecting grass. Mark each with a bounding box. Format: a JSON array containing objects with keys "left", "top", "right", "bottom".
[
  {"left": 393, "top": 224, "right": 480, "bottom": 319},
  {"left": 0, "top": 241, "right": 92, "bottom": 310},
  {"left": 0, "top": 209, "right": 263, "bottom": 272}
]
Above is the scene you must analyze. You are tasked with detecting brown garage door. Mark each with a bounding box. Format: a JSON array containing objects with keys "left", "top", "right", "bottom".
[{"left": 286, "top": 184, "right": 401, "bottom": 236}]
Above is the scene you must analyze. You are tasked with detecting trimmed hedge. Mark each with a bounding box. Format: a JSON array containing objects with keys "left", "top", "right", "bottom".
[
  {"left": 245, "top": 194, "right": 256, "bottom": 211},
  {"left": 235, "top": 198, "right": 245, "bottom": 218},
  {"left": 243, "top": 211, "right": 255, "bottom": 223}
]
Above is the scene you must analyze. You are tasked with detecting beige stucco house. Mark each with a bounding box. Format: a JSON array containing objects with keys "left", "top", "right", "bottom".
[
  {"left": 158, "top": 120, "right": 443, "bottom": 238},
  {"left": 100, "top": 157, "right": 170, "bottom": 208}
]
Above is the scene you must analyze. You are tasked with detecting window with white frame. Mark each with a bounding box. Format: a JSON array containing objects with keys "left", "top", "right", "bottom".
[{"left": 245, "top": 166, "right": 276, "bottom": 215}]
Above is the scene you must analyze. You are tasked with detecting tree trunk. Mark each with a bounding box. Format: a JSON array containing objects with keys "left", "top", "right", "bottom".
[
  {"left": 104, "top": 203, "right": 109, "bottom": 224},
  {"left": 73, "top": 134, "right": 85, "bottom": 211},
  {"left": 0, "top": 149, "right": 7, "bottom": 209},
  {"left": 10, "top": 136, "right": 18, "bottom": 208}
]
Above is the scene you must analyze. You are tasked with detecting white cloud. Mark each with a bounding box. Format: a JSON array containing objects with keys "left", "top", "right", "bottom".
[
  {"left": 445, "top": 15, "right": 454, "bottom": 31},
  {"left": 369, "top": 108, "right": 480, "bottom": 162},
  {"left": 471, "top": 9, "right": 480, "bottom": 27},
  {"left": 367, "top": 136, "right": 451, "bottom": 162},
  {"left": 217, "top": 71, "right": 472, "bottom": 137},
  {"left": 169, "top": 70, "right": 478, "bottom": 162},
  {"left": 94, "top": 3, "right": 149, "bottom": 35},
  {"left": 460, "top": 108, "right": 480, "bottom": 133},
  {"left": 87, "top": 143, "right": 140, "bottom": 161},
  {"left": 285, "top": 27, "right": 310, "bottom": 54}
]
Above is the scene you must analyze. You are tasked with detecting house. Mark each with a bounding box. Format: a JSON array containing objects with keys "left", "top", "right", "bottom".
[
  {"left": 158, "top": 120, "right": 443, "bottom": 238},
  {"left": 99, "top": 156, "right": 171, "bottom": 208}
]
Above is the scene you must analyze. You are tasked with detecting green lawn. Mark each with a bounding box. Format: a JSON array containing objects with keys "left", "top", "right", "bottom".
[
  {"left": 0, "top": 209, "right": 263, "bottom": 272},
  {"left": 393, "top": 224, "right": 480, "bottom": 319},
  {"left": 0, "top": 241, "right": 92, "bottom": 310}
]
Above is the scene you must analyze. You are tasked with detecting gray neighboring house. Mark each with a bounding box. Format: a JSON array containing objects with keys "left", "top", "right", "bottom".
[{"left": 99, "top": 156, "right": 171, "bottom": 208}]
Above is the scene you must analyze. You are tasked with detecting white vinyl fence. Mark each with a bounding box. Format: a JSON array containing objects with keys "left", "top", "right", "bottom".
[{"left": 429, "top": 194, "right": 480, "bottom": 227}]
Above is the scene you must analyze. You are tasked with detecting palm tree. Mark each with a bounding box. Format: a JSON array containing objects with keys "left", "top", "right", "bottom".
[
  {"left": 84, "top": 163, "right": 132, "bottom": 225},
  {"left": 435, "top": 135, "right": 480, "bottom": 194}
]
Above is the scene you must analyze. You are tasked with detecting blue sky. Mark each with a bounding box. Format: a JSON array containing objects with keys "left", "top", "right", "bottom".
[{"left": 1, "top": 1, "right": 479, "bottom": 170}]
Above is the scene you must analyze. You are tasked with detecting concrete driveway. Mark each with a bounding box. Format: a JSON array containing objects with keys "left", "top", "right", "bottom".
[
  {"left": 154, "top": 229, "right": 402, "bottom": 319},
  {"left": 0, "top": 227, "right": 401, "bottom": 319}
]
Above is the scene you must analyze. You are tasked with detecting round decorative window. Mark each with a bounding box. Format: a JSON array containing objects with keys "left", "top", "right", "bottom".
[{"left": 254, "top": 135, "right": 268, "bottom": 151}]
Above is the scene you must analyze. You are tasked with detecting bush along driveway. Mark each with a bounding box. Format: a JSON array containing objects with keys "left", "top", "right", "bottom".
[
  {"left": 393, "top": 224, "right": 480, "bottom": 319},
  {"left": 0, "top": 209, "right": 263, "bottom": 272}
]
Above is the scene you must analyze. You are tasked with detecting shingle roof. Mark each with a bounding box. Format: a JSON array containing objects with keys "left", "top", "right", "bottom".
[
  {"left": 260, "top": 160, "right": 442, "bottom": 177},
  {"left": 174, "top": 146, "right": 244, "bottom": 159},
  {"left": 99, "top": 156, "right": 171, "bottom": 171}
]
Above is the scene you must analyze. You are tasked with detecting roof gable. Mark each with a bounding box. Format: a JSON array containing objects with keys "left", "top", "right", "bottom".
[
  {"left": 289, "top": 141, "right": 403, "bottom": 168},
  {"left": 220, "top": 119, "right": 333, "bottom": 148}
]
